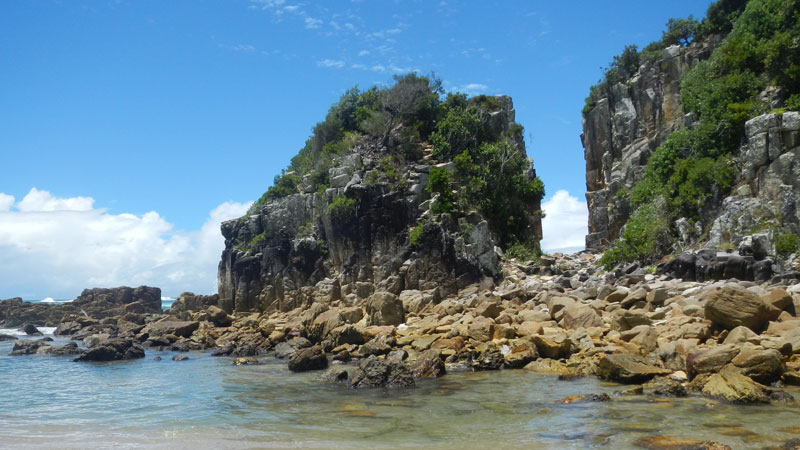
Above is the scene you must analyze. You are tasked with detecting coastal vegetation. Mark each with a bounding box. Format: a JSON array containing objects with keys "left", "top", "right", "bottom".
[
  {"left": 246, "top": 73, "right": 544, "bottom": 255},
  {"left": 592, "top": 0, "right": 800, "bottom": 269}
]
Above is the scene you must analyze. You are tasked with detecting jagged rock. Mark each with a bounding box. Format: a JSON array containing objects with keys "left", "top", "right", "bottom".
[
  {"left": 596, "top": 353, "right": 671, "bottom": 383},
  {"left": 288, "top": 345, "right": 328, "bottom": 372},
  {"left": 504, "top": 343, "right": 538, "bottom": 368},
  {"left": 0, "top": 334, "right": 17, "bottom": 341},
  {"left": 730, "top": 348, "right": 785, "bottom": 384},
  {"left": 274, "top": 337, "right": 312, "bottom": 359},
  {"left": 532, "top": 334, "right": 572, "bottom": 359},
  {"left": 704, "top": 287, "right": 779, "bottom": 331},
  {"left": 74, "top": 338, "right": 145, "bottom": 362},
  {"left": 349, "top": 356, "right": 415, "bottom": 388},
  {"left": 10, "top": 340, "right": 49, "bottom": 355},
  {"left": 20, "top": 323, "right": 42, "bottom": 336},
  {"left": 358, "top": 334, "right": 396, "bottom": 356},
  {"left": 409, "top": 349, "right": 445, "bottom": 378}
]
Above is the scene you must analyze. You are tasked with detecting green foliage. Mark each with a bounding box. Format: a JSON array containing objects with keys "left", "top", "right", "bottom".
[
  {"left": 786, "top": 94, "right": 800, "bottom": 110},
  {"left": 776, "top": 232, "right": 800, "bottom": 256},
  {"left": 234, "top": 232, "right": 267, "bottom": 254},
  {"left": 430, "top": 105, "right": 488, "bottom": 160},
  {"left": 598, "top": 203, "right": 674, "bottom": 270},
  {"left": 427, "top": 167, "right": 456, "bottom": 215},
  {"left": 662, "top": 16, "right": 700, "bottom": 46},
  {"left": 296, "top": 220, "right": 314, "bottom": 237},
  {"left": 326, "top": 195, "right": 357, "bottom": 222},
  {"left": 408, "top": 220, "right": 426, "bottom": 247},
  {"left": 504, "top": 239, "right": 541, "bottom": 262}
]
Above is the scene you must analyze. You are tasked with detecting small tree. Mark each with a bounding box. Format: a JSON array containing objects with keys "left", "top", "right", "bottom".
[{"left": 662, "top": 16, "right": 699, "bottom": 47}]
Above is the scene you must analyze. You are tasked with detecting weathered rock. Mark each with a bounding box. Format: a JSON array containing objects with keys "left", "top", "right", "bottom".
[
  {"left": 142, "top": 320, "right": 200, "bottom": 338},
  {"left": 409, "top": 349, "right": 446, "bottom": 379},
  {"left": 207, "top": 306, "right": 232, "bottom": 327},
  {"left": 560, "top": 304, "right": 603, "bottom": 330},
  {"left": 74, "top": 338, "right": 145, "bottom": 362},
  {"left": 532, "top": 334, "right": 572, "bottom": 359},
  {"left": 730, "top": 348, "right": 785, "bottom": 384},
  {"left": 274, "top": 337, "right": 312, "bottom": 359},
  {"left": 359, "top": 334, "right": 395, "bottom": 356},
  {"left": 0, "top": 334, "right": 17, "bottom": 341},
  {"left": 704, "top": 287, "right": 778, "bottom": 331},
  {"left": 701, "top": 367, "right": 769, "bottom": 404},
  {"left": 288, "top": 345, "right": 328, "bottom": 372},
  {"left": 504, "top": 343, "right": 538, "bottom": 369},
  {"left": 686, "top": 345, "right": 741, "bottom": 377},
  {"left": 10, "top": 340, "right": 49, "bottom": 356},
  {"left": 366, "top": 292, "right": 405, "bottom": 326},
  {"left": 20, "top": 323, "right": 42, "bottom": 336},
  {"left": 632, "top": 435, "right": 731, "bottom": 450},
  {"left": 349, "top": 356, "right": 415, "bottom": 388},
  {"left": 596, "top": 353, "right": 671, "bottom": 383}
]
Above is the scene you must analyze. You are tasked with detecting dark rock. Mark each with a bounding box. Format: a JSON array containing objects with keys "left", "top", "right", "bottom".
[
  {"left": 233, "top": 357, "right": 259, "bottom": 365},
  {"left": 288, "top": 345, "right": 328, "bottom": 372},
  {"left": 46, "top": 342, "right": 81, "bottom": 356},
  {"left": 0, "top": 334, "right": 18, "bottom": 341},
  {"left": 649, "top": 377, "right": 688, "bottom": 397},
  {"left": 74, "top": 338, "right": 145, "bottom": 362},
  {"left": 20, "top": 323, "right": 42, "bottom": 336},
  {"left": 323, "top": 368, "right": 350, "bottom": 384},
  {"left": 153, "top": 356, "right": 162, "bottom": 361},
  {"left": 410, "top": 349, "right": 446, "bottom": 379},
  {"left": 274, "top": 337, "right": 312, "bottom": 359},
  {"left": 349, "top": 356, "right": 415, "bottom": 389},
  {"left": 172, "top": 355, "right": 189, "bottom": 361},
  {"left": 586, "top": 393, "right": 612, "bottom": 402},
  {"left": 785, "top": 438, "right": 800, "bottom": 450},
  {"left": 471, "top": 348, "right": 505, "bottom": 371},
  {"left": 10, "top": 340, "right": 49, "bottom": 356},
  {"left": 358, "top": 334, "right": 395, "bottom": 357},
  {"left": 142, "top": 320, "right": 200, "bottom": 338}
]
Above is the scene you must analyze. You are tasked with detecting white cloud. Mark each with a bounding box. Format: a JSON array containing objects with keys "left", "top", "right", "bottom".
[
  {"left": 0, "top": 194, "right": 13, "bottom": 212},
  {"left": 358, "top": 50, "right": 369, "bottom": 56},
  {"left": 457, "top": 83, "right": 488, "bottom": 94},
  {"left": 0, "top": 189, "right": 250, "bottom": 299},
  {"left": 305, "top": 17, "right": 322, "bottom": 29},
  {"left": 541, "top": 190, "right": 587, "bottom": 254},
  {"left": 318, "top": 58, "right": 345, "bottom": 68},
  {"left": 17, "top": 188, "right": 93, "bottom": 212}
]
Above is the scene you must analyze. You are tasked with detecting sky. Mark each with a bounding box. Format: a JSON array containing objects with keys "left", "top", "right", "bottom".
[{"left": 0, "top": 0, "right": 712, "bottom": 299}]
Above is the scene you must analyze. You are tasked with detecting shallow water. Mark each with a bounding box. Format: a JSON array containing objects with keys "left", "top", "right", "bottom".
[{"left": 2, "top": 335, "right": 799, "bottom": 449}]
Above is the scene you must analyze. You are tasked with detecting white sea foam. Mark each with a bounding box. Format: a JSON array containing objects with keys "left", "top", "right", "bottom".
[
  {"left": 40, "top": 297, "right": 56, "bottom": 303},
  {"left": 0, "top": 326, "right": 56, "bottom": 336},
  {"left": 161, "top": 296, "right": 174, "bottom": 301}
]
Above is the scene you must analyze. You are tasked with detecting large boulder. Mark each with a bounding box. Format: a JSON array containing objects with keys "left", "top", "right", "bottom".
[
  {"left": 701, "top": 367, "right": 770, "bottom": 403},
  {"left": 596, "top": 353, "right": 670, "bottom": 383},
  {"left": 142, "top": 320, "right": 200, "bottom": 338},
  {"left": 349, "top": 356, "right": 415, "bottom": 388},
  {"left": 704, "top": 287, "right": 779, "bottom": 331},
  {"left": 365, "top": 292, "right": 405, "bottom": 326},
  {"left": 74, "top": 338, "right": 145, "bottom": 362},
  {"left": 287, "top": 345, "right": 328, "bottom": 372},
  {"left": 409, "top": 349, "right": 446, "bottom": 379},
  {"left": 560, "top": 304, "right": 603, "bottom": 330},
  {"left": 730, "top": 348, "right": 785, "bottom": 384},
  {"left": 686, "top": 345, "right": 741, "bottom": 377}
]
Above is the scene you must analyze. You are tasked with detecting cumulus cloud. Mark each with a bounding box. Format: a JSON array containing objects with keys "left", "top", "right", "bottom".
[
  {"left": 0, "top": 188, "right": 250, "bottom": 299},
  {"left": 541, "top": 190, "right": 587, "bottom": 254},
  {"left": 0, "top": 193, "right": 13, "bottom": 212},
  {"left": 17, "top": 187, "right": 93, "bottom": 212}
]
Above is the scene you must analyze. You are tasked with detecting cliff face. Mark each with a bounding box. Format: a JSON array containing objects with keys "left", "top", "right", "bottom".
[
  {"left": 218, "top": 96, "right": 542, "bottom": 314},
  {"left": 582, "top": 42, "right": 714, "bottom": 250}
]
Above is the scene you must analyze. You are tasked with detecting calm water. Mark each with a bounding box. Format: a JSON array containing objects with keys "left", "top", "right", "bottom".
[{"left": 2, "top": 333, "right": 800, "bottom": 449}]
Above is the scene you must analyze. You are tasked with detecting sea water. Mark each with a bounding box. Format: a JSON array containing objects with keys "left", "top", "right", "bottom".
[{"left": 2, "top": 332, "right": 800, "bottom": 449}]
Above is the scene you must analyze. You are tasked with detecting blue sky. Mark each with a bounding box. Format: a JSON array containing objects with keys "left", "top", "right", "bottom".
[{"left": 0, "top": 0, "right": 711, "bottom": 299}]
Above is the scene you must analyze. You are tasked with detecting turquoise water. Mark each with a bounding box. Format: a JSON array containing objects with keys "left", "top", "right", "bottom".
[
  {"left": 2, "top": 334, "right": 800, "bottom": 449},
  {"left": 19, "top": 297, "right": 176, "bottom": 310}
]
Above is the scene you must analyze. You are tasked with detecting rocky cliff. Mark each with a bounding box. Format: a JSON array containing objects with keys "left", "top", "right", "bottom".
[
  {"left": 582, "top": 41, "right": 714, "bottom": 250},
  {"left": 218, "top": 93, "right": 542, "bottom": 314}
]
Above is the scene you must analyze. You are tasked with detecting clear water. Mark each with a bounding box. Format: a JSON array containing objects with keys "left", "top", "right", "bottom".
[{"left": 2, "top": 334, "right": 799, "bottom": 449}]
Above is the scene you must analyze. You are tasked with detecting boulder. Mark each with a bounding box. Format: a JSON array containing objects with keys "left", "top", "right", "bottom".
[
  {"left": 358, "top": 334, "right": 395, "bottom": 356},
  {"left": 0, "top": 334, "right": 17, "bottom": 341},
  {"left": 143, "top": 320, "right": 200, "bottom": 338},
  {"left": 274, "top": 337, "right": 312, "bottom": 359},
  {"left": 349, "top": 356, "right": 415, "bottom": 388},
  {"left": 288, "top": 345, "right": 328, "bottom": 372},
  {"left": 207, "top": 306, "right": 232, "bottom": 327},
  {"left": 560, "top": 304, "right": 602, "bottom": 330},
  {"left": 10, "top": 340, "right": 49, "bottom": 355},
  {"left": 730, "top": 348, "right": 785, "bottom": 384},
  {"left": 504, "top": 343, "right": 538, "bottom": 369},
  {"left": 365, "top": 292, "right": 405, "bottom": 326},
  {"left": 704, "top": 287, "right": 779, "bottom": 331},
  {"left": 74, "top": 338, "right": 145, "bottom": 362},
  {"left": 409, "top": 349, "right": 446, "bottom": 379},
  {"left": 532, "top": 334, "right": 572, "bottom": 359},
  {"left": 20, "top": 323, "right": 42, "bottom": 336},
  {"left": 596, "top": 353, "right": 670, "bottom": 383},
  {"left": 701, "top": 367, "right": 769, "bottom": 404},
  {"left": 466, "top": 316, "right": 495, "bottom": 342},
  {"left": 686, "top": 345, "right": 741, "bottom": 377}
]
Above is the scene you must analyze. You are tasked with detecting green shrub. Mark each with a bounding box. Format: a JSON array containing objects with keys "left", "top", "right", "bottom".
[
  {"left": 327, "top": 196, "right": 357, "bottom": 222},
  {"left": 504, "top": 239, "right": 541, "bottom": 262},
  {"left": 776, "top": 232, "right": 800, "bottom": 256},
  {"left": 598, "top": 203, "right": 674, "bottom": 270},
  {"left": 409, "top": 220, "right": 426, "bottom": 247},
  {"left": 234, "top": 232, "right": 267, "bottom": 253}
]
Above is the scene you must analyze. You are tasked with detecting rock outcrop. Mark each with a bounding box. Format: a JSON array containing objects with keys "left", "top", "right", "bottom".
[
  {"left": 218, "top": 96, "right": 542, "bottom": 315},
  {"left": 582, "top": 42, "right": 714, "bottom": 250}
]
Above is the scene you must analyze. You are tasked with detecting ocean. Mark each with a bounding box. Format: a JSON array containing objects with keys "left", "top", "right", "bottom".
[{"left": 1, "top": 331, "right": 799, "bottom": 449}]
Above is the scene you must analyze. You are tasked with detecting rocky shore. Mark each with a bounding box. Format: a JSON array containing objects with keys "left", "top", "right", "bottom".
[{"left": 5, "top": 253, "right": 800, "bottom": 447}]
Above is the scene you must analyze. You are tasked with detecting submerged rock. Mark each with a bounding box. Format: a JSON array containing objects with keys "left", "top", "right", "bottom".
[{"left": 74, "top": 338, "right": 145, "bottom": 362}]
